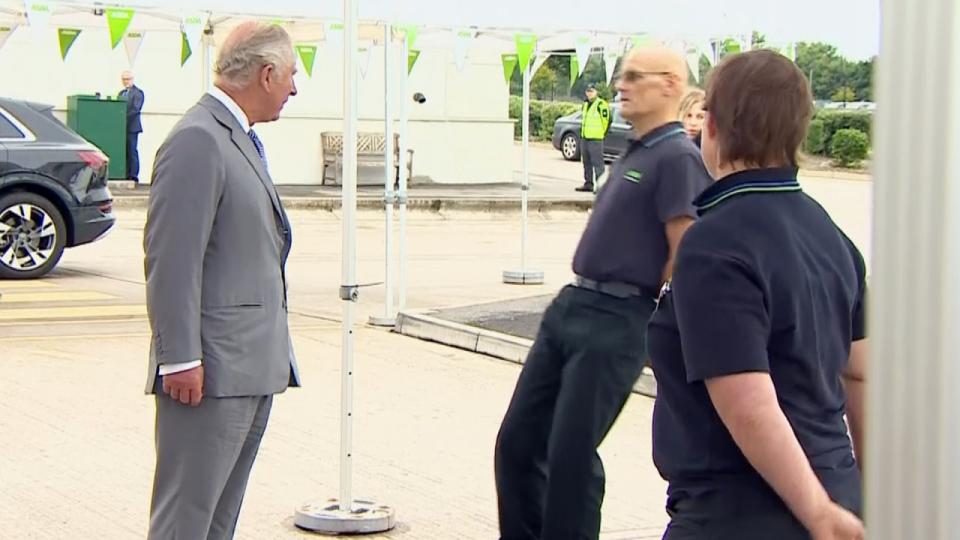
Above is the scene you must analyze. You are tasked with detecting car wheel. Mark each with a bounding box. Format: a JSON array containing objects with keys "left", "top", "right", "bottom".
[
  {"left": 561, "top": 133, "right": 580, "bottom": 161},
  {"left": 0, "top": 191, "right": 67, "bottom": 279}
]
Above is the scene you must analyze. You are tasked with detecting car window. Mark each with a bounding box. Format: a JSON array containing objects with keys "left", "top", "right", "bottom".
[{"left": 0, "top": 111, "right": 24, "bottom": 139}]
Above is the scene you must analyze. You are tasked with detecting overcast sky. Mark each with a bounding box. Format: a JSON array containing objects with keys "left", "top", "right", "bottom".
[{"left": 23, "top": 0, "right": 882, "bottom": 60}]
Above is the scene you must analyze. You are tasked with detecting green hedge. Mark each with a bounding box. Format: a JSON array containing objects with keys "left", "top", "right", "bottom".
[
  {"left": 805, "top": 110, "right": 872, "bottom": 156},
  {"left": 509, "top": 96, "right": 581, "bottom": 140},
  {"left": 830, "top": 129, "right": 869, "bottom": 167}
]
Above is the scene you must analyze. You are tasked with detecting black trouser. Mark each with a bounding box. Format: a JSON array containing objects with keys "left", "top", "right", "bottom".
[
  {"left": 581, "top": 139, "right": 605, "bottom": 186},
  {"left": 495, "top": 285, "right": 655, "bottom": 540},
  {"left": 127, "top": 131, "right": 140, "bottom": 181}
]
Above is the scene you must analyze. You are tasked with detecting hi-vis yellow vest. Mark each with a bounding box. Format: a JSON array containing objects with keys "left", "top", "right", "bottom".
[{"left": 581, "top": 98, "right": 611, "bottom": 140}]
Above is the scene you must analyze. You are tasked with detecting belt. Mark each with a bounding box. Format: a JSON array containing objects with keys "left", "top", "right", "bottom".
[{"left": 572, "top": 276, "right": 657, "bottom": 299}]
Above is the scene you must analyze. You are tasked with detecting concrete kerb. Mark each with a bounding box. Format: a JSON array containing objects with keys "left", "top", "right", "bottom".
[
  {"left": 111, "top": 196, "right": 595, "bottom": 212},
  {"left": 394, "top": 307, "right": 658, "bottom": 398}
]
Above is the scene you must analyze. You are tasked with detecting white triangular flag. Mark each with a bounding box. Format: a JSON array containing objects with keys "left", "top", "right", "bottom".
[
  {"left": 530, "top": 54, "right": 548, "bottom": 77},
  {"left": 123, "top": 31, "right": 144, "bottom": 67},
  {"left": 25, "top": 1, "right": 51, "bottom": 41},
  {"left": 452, "top": 28, "right": 473, "bottom": 72},
  {"left": 181, "top": 13, "right": 207, "bottom": 59},
  {"left": 358, "top": 43, "right": 373, "bottom": 79},
  {"left": 574, "top": 34, "right": 591, "bottom": 77},
  {"left": 703, "top": 40, "right": 717, "bottom": 66},
  {"left": 604, "top": 49, "right": 619, "bottom": 84},
  {"left": 686, "top": 48, "right": 702, "bottom": 83},
  {"left": 0, "top": 24, "right": 17, "bottom": 51}
]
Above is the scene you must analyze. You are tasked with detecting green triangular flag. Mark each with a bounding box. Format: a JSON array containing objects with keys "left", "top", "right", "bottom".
[
  {"left": 408, "top": 50, "right": 420, "bottom": 74},
  {"left": 570, "top": 55, "right": 579, "bottom": 89},
  {"left": 403, "top": 25, "right": 418, "bottom": 50},
  {"left": 296, "top": 44, "right": 317, "bottom": 77},
  {"left": 106, "top": 8, "right": 134, "bottom": 49},
  {"left": 515, "top": 33, "right": 537, "bottom": 72},
  {"left": 180, "top": 31, "right": 192, "bottom": 66},
  {"left": 723, "top": 38, "right": 741, "bottom": 55},
  {"left": 501, "top": 53, "right": 518, "bottom": 85},
  {"left": 58, "top": 28, "right": 81, "bottom": 60},
  {"left": 631, "top": 34, "right": 652, "bottom": 50}
]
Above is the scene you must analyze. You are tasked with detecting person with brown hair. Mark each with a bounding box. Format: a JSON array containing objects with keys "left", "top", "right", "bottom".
[
  {"left": 646, "top": 49, "right": 867, "bottom": 539},
  {"left": 678, "top": 88, "right": 705, "bottom": 146}
]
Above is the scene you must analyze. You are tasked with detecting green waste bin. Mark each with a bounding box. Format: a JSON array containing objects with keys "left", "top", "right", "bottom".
[{"left": 66, "top": 94, "right": 127, "bottom": 180}]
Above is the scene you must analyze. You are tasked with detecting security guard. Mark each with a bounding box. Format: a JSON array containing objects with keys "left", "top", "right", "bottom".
[
  {"left": 495, "top": 46, "right": 711, "bottom": 540},
  {"left": 648, "top": 50, "right": 867, "bottom": 539},
  {"left": 575, "top": 84, "right": 611, "bottom": 192}
]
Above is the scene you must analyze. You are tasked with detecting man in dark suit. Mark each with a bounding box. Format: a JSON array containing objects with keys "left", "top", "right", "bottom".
[{"left": 119, "top": 70, "right": 144, "bottom": 184}]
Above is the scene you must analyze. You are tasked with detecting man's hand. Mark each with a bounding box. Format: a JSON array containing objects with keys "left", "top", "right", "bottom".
[
  {"left": 162, "top": 365, "right": 204, "bottom": 406},
  {"left": 808, "top": 501, "right": 865, "bottom": 540}
]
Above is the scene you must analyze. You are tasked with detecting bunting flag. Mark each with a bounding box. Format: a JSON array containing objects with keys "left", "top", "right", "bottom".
[
  {"left": 407, "top": 49, "right": 420, "bottom": 75},
  {"left": 570, "top": 55, "right": 579, "bottom": 89},
  {"left": 630, "top": 33, "right": 653, "bottom": 50},
  {"left": 123, "top": 31, "right": 144, "bottom": 66},
  {"left": 515, "top": 33, "right": 537, "bottom": 72},
  {"left": 106, "top": 8, "right": 134, "bottom": 49},
  {"left": 25, "top": 1, "right": 51, "bottom": 41},
  {"left": 452, "top": 29, "right": 473, "bottom": 72},
  {"left": 574, "top": 35, "right": 591, "bottom": 77},
  {"left": 530, "top": 54, "right": 548, "bottom": 78},
  {"left": 180, "top": 31, "right": 191, "bottom": 66},
  {"left": 400, "top": 25, "right": 418, "bottom": 50},
  {"left": 604, "top": 49, "right": 619, "bottom": 84},
  {"left": 181, "top": 13, "right": 207, "bottom": 64},
  {"left": 702, "top": 40, "right": 717, "bottom": 66},
  {"left": 0, "top": 24, "right": 17, "bottom": 52},
  {"left": 358, "top": 44, "right": 373, "bottom": 79},
  {"left": 501, "top": 53, "right": 518, "bottom": 85},
  {"left": 57, "top": 28, "right": 80, "bottom": 60},
  {"left": 685, "top": 47, "right": 702, "bottom": 83},
  {"left": 296, "top": 44, "right": 317, "bottom": 77}
]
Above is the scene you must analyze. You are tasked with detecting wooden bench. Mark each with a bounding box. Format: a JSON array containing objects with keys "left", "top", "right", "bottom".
[{"left": 320, "top": 131, "right": 414, "bottom": 186}]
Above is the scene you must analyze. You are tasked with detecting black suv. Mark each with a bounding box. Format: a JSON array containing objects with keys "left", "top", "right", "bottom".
[{"left": 0, "top": 97, "right": 115, "bottom": 279}]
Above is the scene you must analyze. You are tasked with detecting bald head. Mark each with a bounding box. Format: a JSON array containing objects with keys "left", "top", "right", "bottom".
[
  {"left": 121, "top": 70, "right": 134, "bottom": 88},
  {"left": 214, "top": 21, "right": 294, "bottom": 90},
  {"left": 616, "top": 45, "right": 690, "bottom": 131}
]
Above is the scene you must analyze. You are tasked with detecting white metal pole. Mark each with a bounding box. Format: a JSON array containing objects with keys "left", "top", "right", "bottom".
[
  {"left": 502, "top": 56, "right": 543, "bottom": 285},
  {"left": 370, "top": 23, "right": 395, "bottom": 327},
  {"left": 202, "top": 34, "right": 213, "bottom": 92},
  {"left": 521, "top": 60, "right": 530, "bottom": 273},
  {"left": 338, "top": 0, "right": 359, "bottom": 514},
  {"left": 867, "top": 0, "right": 960, "bottom": 537},
  {"left": 397, "top": 35, "right": 410, "bottom": 311}
]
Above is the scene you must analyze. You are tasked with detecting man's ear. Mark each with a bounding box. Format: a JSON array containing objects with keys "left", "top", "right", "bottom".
[
  {"left": 705, "top": 112, "right": 718, "bottom": 139},
  {"left": 260, "top": 64, "right": 274, "bottom": 89}
]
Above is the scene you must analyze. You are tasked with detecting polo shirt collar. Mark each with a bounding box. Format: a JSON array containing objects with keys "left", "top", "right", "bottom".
[
  {"left": 630, "top": 121, "right": 686, "bottom": 148},
  {"left": 694, "top": 167, "right": 801, "bottom": 216}
]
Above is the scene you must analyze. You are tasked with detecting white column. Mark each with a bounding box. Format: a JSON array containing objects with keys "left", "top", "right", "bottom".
[
  {"left": 867, "top": 1, "right": 960, "bottom": 537},
  {"left": 397, "top": 36, "right": 410, "bottom": 311},
  {"left": 338, "top": 0, "right": 359, "bottom": 513},
  {"left": 370, "top": 23, "right": 396, "bottom": 327}
]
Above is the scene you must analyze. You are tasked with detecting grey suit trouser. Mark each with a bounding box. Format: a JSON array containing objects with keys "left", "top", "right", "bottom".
[{"left": 148, "top": 394, "right": 273, "bottom": 540}]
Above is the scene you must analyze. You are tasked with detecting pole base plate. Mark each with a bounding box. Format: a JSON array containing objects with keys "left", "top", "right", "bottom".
[
  {"left": 295, "top": 499, "right": 396, "bottom": 535},
  {"left": 502, "top": 269, "right": 545, "bottom": 285},
  {"left": 368, "top": 316, "right": 397, "bottom": 327}
]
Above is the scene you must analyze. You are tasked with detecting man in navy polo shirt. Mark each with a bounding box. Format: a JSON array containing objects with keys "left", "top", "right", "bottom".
[
  {"left": 494, "top": 46, "right": 712, "bottom": 540},
  {"left": 647, "top": 50, "right": 867, "bottom": 539}
]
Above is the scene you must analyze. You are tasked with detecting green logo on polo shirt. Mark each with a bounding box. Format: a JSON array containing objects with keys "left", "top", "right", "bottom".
[{"left": 623, "top": 169, "right": 643, "bottom": 183}]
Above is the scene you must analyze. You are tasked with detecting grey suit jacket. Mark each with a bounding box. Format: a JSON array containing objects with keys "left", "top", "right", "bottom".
[{"left": 143, "top": 94, "right": 301, "bottom": 396}]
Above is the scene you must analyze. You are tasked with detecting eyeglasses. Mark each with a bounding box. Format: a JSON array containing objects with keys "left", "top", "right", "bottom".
[{"left": 616, "top": 69, "right": 672, "bottom": 83}]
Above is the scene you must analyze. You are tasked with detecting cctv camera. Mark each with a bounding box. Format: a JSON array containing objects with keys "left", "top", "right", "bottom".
[{"left": 413, "top": 92, "right": 426, "bottom": 104}]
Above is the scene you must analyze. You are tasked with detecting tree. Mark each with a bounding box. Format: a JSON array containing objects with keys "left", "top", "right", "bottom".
[
  {"left": 831, "top": 86, "right": 856, "bottom": 102},
  {"left": 531, "top": 64, "right": 559, "bottom": 100},
  {"left": 795, "top": 42, "right": 874, "bottom": 102}
]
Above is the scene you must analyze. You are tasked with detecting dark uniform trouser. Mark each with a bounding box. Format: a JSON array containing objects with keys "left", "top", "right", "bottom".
[
  {"left": 127, "top": 131, "right": 140, "bottom": 180},
  {"left": 495, "top": 285, "right": 655, "bottom": 540},
  {"left": 581, "top": 139, "right": 605, "bottom": 186}
]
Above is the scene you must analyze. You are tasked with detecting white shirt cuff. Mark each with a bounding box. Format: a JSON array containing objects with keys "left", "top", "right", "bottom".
[{"left": 158, "top": 360, "right": 202, "bottom": 376}]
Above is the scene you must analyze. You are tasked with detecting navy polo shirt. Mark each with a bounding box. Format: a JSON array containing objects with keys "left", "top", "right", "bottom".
[
  {"left": 647, "top": 167, "right": 867, "bottom": 513},
  {"left": 572, "top": 122, "right": 712, "bottom": 292}
]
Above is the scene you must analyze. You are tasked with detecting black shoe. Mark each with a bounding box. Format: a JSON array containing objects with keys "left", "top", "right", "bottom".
[{"left": 574, "top": 184, "right": 594, "bottom": 192}]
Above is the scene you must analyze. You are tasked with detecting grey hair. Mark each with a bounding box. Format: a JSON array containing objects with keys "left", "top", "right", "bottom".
[{"left": 214, "top": 23, "right": 294, "bottom": 89}]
